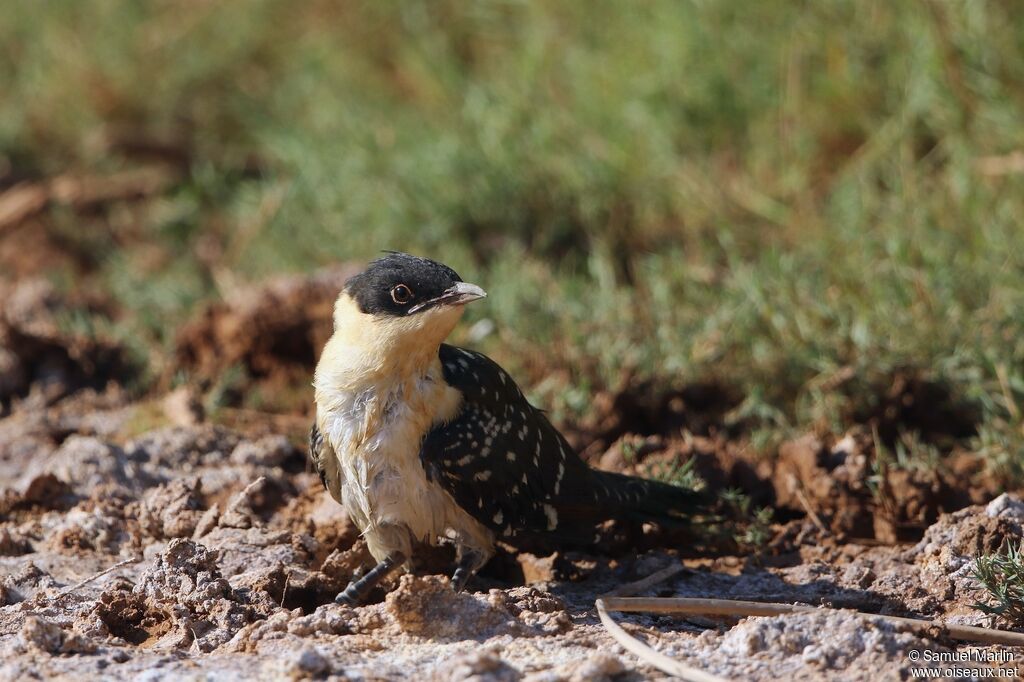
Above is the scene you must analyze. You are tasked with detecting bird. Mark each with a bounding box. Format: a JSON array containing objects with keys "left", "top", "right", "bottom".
[{"left": 310, "top": 252, "right": 704, "bottom": 604}]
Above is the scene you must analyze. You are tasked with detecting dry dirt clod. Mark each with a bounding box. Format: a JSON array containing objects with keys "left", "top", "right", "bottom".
[
  {"left": 0, "top": 525, "right": 32, "bottom": 556},
  {"left": 319, "top": 539, "right": 374, "bottom": 591},
  {"left": 435, "top": 648, "right": 521, "bottom": 681},
  {"left": 985, "top": 493, "right": 1024, "bottom": 520},
  {"left": 124, "top": 424, "right": 241, "bottom": 471},
  {"left": 669, "top": 609, "right": 968, "bottom": 680},
  {"left": 2, "top": 562, "right": 63, "bottom": 604},
  {"left": 93, "top": 538, "right": 279, "bottom": 652},
  {"left": 22, "top": 435, "right": 146, "bottom": 497},
  {"left": 489, "top": 587, "right": 573, "bottom": 634},
  {"left": 522, "top": 652, "right": 625, "bottom": 682},
  {"left": 48, "top": 504, "right": 126, "bottom": 553},
  {"left": 193, "top": 503, "right": 221, "bottom": 539},
  {"left": 517, "top": 552, "right": 559, "bottom": 584},
  {"left": 138, "top": 477, "right": 206, "bottom": 540},
  {"left": 288, "top": 645, "right": 331, "bottom": 678},
  {"left": 19, "top": 615, "right": 97, "bottom": 655},
  {"left": 219, "top": 476, "right": 270, "bottom": 529},
  {"left": 230, "top": 435, "right": 296, "bottom": 468},
  {"left": 386, "top": 574, "right": 525, "bottom": 639}
]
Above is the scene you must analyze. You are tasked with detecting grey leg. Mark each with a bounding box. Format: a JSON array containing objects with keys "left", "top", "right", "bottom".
[
  {"left": 336, "top": 553, "right": 405, "bottom": 605},
  {"left": 450, "top": 549, "right": 487, "bottom": 593}
]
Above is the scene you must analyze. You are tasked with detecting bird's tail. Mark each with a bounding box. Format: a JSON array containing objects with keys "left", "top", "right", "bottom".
[{"left": 588, "top": 469, "right": 709, "bottom": 526}]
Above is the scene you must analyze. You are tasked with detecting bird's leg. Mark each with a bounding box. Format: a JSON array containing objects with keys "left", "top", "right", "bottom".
[
  {"left": 450, "top": 548, "right": 487, "bottom": 593},
  {"left": 335, "top": 553, "right": 405, "bottom": 606}
]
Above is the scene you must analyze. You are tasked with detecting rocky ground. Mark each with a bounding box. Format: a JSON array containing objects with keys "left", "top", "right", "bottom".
[{"left": 1, "top": 275, "right": 1022, "bottom": 681}]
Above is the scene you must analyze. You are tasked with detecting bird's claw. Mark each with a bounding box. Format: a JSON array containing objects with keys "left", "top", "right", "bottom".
[{"left": 335, "top": 590, "right": 358, "bottom": 606}]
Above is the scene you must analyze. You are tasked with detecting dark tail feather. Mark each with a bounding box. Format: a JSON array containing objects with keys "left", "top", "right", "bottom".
[{"left": 588, "top": 470, "right": 709, "bottom": 526}]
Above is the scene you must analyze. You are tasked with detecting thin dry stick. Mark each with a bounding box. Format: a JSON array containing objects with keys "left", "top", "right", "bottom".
[
  {"left": 793, "top": 486, "right": 829, "bottom": 535},
  {"left": 282, "top": 571, "right": 292, "bottom": 607},
  {"left": 56, "top": 556, "right": 142, "bottom": 598},
  {"left": 596, "top": 599, "right": 729, "bottom": 682},
  {"left": 603, "top": 563, "right": 686, "bottom": 598},
  {"left": 602, "top": 597, "right": 1024, "bottom": 649},
  {"left": 597, "top": 563, "right": 729, "bottom": 682}
]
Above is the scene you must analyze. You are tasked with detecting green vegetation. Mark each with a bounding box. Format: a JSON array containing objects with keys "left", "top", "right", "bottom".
[
  {"left": 719, "top": 488, "right": 775, "bottom": 553},
  {"left": 974, "top": 541, "right": 1024, "bottom": 627},
  {"left": 1, "top": 2, "right": 1022, "bottom": 471}
]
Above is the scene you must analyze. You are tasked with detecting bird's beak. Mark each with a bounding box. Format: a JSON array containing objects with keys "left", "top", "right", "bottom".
[{"left": 408, "top": 282, "right": 487, "bottom": 314}]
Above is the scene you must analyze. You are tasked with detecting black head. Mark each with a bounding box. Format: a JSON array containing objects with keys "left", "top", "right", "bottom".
[{"left": 344, "top": 253, "right": 486, "bottom": 316}]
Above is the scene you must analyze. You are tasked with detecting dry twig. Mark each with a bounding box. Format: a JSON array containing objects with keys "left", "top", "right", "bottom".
[
  {"left": 0, "top": 165, "right": 178, "bottom": 231},
  {"left": 603, "top": 563, "right": 686, "bottom": 598},
  {"left": 597, "top": 563, "right": 729, "bottom": 682},
  {"left": 596, "top": 565, "right": 1024, "bottom": 679},
  {"left": 56, "top": 556, "right": 143, "bottom": 599},
  {"left": 793, "top": 486, "right": 829, "bottom": 535}
]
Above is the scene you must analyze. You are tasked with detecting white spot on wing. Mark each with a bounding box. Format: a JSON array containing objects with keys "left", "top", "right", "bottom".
[
  {"left": 543, "top": 504, "right": 558, "bottom": 530},
  {"left": 493, "top": 511, "right": 503, "bottom": 524}
]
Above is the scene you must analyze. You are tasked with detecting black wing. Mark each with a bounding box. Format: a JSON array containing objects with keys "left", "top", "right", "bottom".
[
  {"left": 310, "top": 423, "right": 327, "bottom": 489},
  {"left": 420, "top": 345, "right": 595, "bottom": 541},
  {"left": 310, "top": 422, "right": 343, "bottom": 503}
]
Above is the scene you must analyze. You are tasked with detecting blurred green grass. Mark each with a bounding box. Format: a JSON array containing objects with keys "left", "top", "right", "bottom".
[{"left": 1, "top": 1, "right": 1022, "bottom": 467}]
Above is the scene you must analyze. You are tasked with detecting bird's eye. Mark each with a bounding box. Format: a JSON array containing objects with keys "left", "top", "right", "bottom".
[{"left": 390, "top": 284, "right": 413, "bottom": 304}]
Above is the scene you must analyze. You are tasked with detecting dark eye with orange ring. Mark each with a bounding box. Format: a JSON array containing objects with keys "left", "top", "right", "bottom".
[{"left": 390, "top": 284, "right": 413, "bottom": 304}]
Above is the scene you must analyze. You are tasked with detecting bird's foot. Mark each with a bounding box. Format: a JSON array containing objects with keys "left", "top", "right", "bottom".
[
  {"left": 334, "top": 588, "right": 358, "bottom": 606},
  {"left": 334, "top": 553, "right": 404, "bottom": 606},
  {"left": 450, "top": 549, "right": 486, "bottom": 593}
]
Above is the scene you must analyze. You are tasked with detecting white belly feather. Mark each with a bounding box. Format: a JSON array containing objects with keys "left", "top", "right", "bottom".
[{"left": 316, "top": 365, "right": 494, "bottom": 563}]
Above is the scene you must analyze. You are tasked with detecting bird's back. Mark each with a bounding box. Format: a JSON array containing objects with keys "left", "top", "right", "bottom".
[{"left": 418, "top": 344, "right": 705, "bottom": 543}]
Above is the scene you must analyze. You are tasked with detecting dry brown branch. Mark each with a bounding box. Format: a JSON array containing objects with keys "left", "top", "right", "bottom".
[
  {"left": 48, "top": 166, "right": 176, "bottom": 205},
  {"left": 603, "top": 563, "right": 686, "bottom": 598},
  {"left": 794, "top": 486, "right": 829, "bottom": 535},
  {"left": 0, "top": 182, "right": 48, "bottom": 232},
  {"left": 602, "top": 596, "right": 1024, "bottom": 648},
  {"left": 976, "top": 151, "right": 1024, "bottom": 177},
  {"left": 0, "top": 165, "right": 179, "bottom": 231},
  {"left": 596, "top": 597, "right": 729, "bottom": 682},
  {"left": 596, "top": 563, "right": 1024, "bottom": 679},
  {"left": 56, "top": 556, "right": 142, "bottom": 599},
  {"left": 596, "top": 562, "right": 729, "bottom": 681}
]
